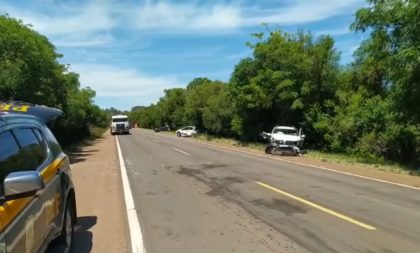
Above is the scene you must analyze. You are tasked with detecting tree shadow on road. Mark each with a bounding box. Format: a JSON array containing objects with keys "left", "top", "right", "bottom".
[{"left": 46, "top": 216, "right": 97, "bottom": 253}]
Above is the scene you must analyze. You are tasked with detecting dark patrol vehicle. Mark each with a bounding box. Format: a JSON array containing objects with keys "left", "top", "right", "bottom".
[{"left": 0, "top": 102, "right": 77, "bottom": 253}]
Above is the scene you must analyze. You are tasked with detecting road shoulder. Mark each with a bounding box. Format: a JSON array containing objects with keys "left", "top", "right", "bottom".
[{"left": 70, "top": 133, "right": 130, "bottom": 253}]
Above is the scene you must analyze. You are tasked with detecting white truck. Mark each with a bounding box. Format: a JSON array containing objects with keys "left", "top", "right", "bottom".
[
  {"left": 261, "top": 126, "right": 305, "bottom": 155},
  {"left": 110, "top": 115, "right": 131, "bottom": 135}
]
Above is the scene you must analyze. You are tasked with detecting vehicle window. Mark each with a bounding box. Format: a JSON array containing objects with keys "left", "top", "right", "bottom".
[
  {"left": 13, "top": 128, "right": 48, "bottom": 170},
  {"left": 113, "top": 118, "right": 128, "bottom": 122},
  {"left": 273, "top": 129, "right": 298, "bottom": 135},
  {"left": 0, "top": 131, "right": 27, "bottom": 192},
  {"left": 43, "top": 127, "right": 62, "bottom": 156},
  {"left": 33, "top": 128, "right": 50, "bottom": 154}
]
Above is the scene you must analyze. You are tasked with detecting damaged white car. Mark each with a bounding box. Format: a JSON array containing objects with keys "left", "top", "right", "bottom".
[{"left": 261, "top": 126, "right": 306, "bottom": 155}]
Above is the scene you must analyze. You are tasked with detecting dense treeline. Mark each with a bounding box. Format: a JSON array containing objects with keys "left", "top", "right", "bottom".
[
  {"left": 131, "top": 0, "right": 420, "bottom": 163},
  {"left": 0, "top": 15, "right": 108, "bottom": 146}
]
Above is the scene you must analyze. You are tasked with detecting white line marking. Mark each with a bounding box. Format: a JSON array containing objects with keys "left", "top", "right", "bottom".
[
  {"left": 172, "top": 147, "right": 191, "bottom": 156},
  {"left": 195, "top": 142, "right": 420, "bottom": 191},
  {"left": 116, "top": 136, "right": 146, "bottom": 253}
]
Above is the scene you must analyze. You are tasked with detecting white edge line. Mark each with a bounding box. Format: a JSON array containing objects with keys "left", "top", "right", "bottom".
[
  {"left": 116, "top": 136, "right": 146, "bottom": 253},
  {"left": 195, "top": 141, "right": 420, "bottom": 191},
  {"left": 172, "top": 147, "right": 191, "bottom": 156}
]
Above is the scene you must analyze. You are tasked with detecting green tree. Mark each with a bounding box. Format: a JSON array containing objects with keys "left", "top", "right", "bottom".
[
  {"left": 0, "top": 15, "right": 108, "bottom": 146},
  {"left": 352, "top": 0, "right": 420, "bottom": 123},
  {"left": 230, "top": 31, "right": 340, "bottom": 141}
]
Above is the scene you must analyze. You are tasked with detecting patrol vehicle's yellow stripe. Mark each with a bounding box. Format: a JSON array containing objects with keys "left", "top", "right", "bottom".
[
  {"left": 40, "top": 155, "right": 66, "bottom": 184},
  {"left": 0, "top": 155, "right": 66, "bottom": 232}
]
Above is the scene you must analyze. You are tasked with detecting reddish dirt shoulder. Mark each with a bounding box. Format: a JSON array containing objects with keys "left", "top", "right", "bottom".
[{"left": 69, "top": 133, "right": 130, "bottom": 253}]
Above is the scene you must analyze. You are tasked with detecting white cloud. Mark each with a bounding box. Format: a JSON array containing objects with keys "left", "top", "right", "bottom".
[
  {"left": 0, "top": 1, "right": 116, "bottom": 47},
  {"left": 70, "top": 63, "right": 182, "bottom": 98},
  {"left": 52, "top": 33, "right": 114, "bottom": 47},
  {"left": 129, "top": 0, "right": 364, "bottom": 32},
  {"left": 0, "top": 0, "right": 365, "bottom": 41},
  {"left": 129, "top": 1, "right": 241, "bottom": 32},
  {"left": 242, "top": 0, "right": 363, "bottom": 26},
  {"left": 314, "top": 26, "right": 351, "bottom": 36}
]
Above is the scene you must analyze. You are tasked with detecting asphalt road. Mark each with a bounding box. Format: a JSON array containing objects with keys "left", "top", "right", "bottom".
[{"left": 118, "top": 129, "right": 420, "bottom": 253}]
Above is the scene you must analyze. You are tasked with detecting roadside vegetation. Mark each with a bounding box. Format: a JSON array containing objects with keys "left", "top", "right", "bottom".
[
  {"left": 130, "top": 0, "right": 420, "bottom": 169},
  {"left": 0, "top": 15, "right": 108, "bottom": 147}
]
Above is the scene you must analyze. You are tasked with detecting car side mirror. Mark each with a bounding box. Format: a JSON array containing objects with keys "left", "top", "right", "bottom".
[
  {"left": 3, "top": 171, "right": 45, "bottom": 200},
  {"left": 301, "top": 134, "right": 306, "bottom": 139},
  {"left": 260, "top": 132, "right": 270, "bottom": 140}
]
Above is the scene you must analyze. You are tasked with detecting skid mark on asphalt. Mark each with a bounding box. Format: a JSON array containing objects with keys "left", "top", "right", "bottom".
[
  {"left": 201, "top": 162, "right": 227, "bottom": 170},
  {"left": 252, "top": 198, "right": 308, "bottom": 216},
  {"left": 176, "top": 165, "right": 244, "bottom": 197},
  {"left": 256, "top": 181, "right": 377, "bottom": 231}
]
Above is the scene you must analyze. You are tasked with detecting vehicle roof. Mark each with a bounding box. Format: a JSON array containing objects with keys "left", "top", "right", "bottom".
[
  {"left": 274, "top": 126, "right": 296, "bottom": 130},
  {"left": 0, "top": 114, "right": 44, "bottom": 128},
  {"left": 111, "top": 115, "right": 128, "bottom": 118},
  {"left": 0, "top": 101, "right": 62, "bottom": 124}
]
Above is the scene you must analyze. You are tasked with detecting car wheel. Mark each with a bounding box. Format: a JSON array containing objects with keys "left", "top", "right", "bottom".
[
  {"left": 57, "top": 200, "right": 74, "bottom": 253},
  {"left": 177, "top": 132, "right": 181, "bottom": 137},
  {"left": 265, "top": 146, "right": 272, "bottom": 154}
]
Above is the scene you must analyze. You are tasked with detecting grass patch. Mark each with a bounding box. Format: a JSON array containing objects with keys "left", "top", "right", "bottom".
[
  {"left": 90, "top": 126, "right": 107, "bottom": 139},
  {"left": 196, "top": 134, "right": 266, "bottom": 151},
  {"left": 64, "top": 126, "right": 106, "bottom": 153},
  {"left": 307, "top": 150, "right": 420, "bottom": 176}
]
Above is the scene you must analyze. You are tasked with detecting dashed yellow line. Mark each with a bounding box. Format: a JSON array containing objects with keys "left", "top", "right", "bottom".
[{"left": 256, "top": 181, "right": 377, "bottom": 231}]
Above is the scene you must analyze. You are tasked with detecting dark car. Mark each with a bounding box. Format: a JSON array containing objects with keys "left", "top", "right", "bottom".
[
  {"left": 0, "top": 102, "right": 77, "bottom": 253},
  {"left": 154, "top": 125, "right": 170, "bottom": 132}
]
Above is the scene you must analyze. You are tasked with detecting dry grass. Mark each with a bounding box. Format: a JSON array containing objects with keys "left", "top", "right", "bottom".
[{"left": 307, "top": 150, "right": 419, "bottom": 176}]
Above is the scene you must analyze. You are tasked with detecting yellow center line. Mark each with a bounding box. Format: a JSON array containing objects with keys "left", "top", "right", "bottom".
[{"left": 256, "top": 181, "right": 377, "bottom": 231}]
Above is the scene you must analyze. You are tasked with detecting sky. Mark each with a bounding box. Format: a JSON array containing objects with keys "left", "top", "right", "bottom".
[{"left": 0, "top": 0, "right": 368, "bottom": 110}]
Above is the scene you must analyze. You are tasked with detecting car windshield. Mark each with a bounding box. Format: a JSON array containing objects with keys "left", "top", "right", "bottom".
[
  {"left": 112, "top": 118, "right": 127, "bottom": 122},
  {"left": 273, "top": 128, "right": 298, "bottom": 135}
]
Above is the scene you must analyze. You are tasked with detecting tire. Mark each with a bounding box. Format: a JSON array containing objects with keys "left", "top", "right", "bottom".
[
  {"left": 265, "top": 146, "right": 273, "bottom": 154},
  {"left": 57, "top": 200, "right": 74, "bottom": 253},
  {"left": 177, "top": 132, "right": 181, "bottom": 137}
]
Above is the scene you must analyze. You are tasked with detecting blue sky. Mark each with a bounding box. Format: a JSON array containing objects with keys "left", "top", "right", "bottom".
[{"left": 1, "top": 0, "right": 367, "bottom": 110}]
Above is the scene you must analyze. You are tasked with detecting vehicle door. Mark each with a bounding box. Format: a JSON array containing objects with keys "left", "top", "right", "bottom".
[
  {"left": 33, "top": 127, "right": 67, "bottom": 252},
  {"left": 184, "top": 127, "right": 192, "bottom": 135},
  {"left": 0, "top": 127, "right": 53, "bottom": 253}
]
